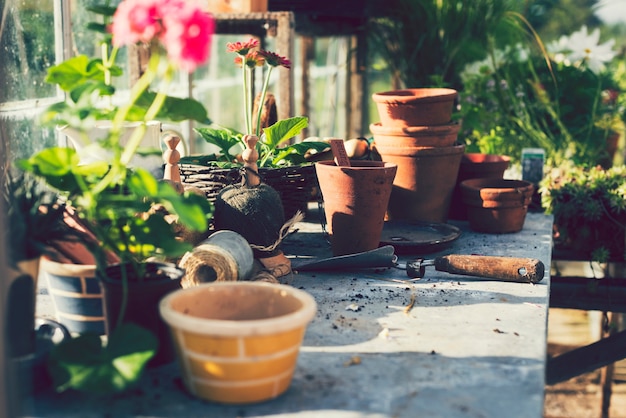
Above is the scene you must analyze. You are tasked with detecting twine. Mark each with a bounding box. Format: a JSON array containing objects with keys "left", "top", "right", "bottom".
[
  {"left": 179, "top": 244, "right": 238, "bottom": 288},
  {"left": 249, "top": 210, "right": 305, "bottom": 253}
]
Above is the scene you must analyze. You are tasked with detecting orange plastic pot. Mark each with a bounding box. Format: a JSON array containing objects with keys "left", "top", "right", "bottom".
[
  {"left": 159, "top": 282, "right": 317, "bottom": 404},
  {"left": 371, "top": 88, "right": 457, "bottom": 127},
  {"left": 370, "top": 121, "right": 460, "bottom": 148},
  {"left": 460, "top": 178, "right": 534, "bottom": 233},
  {"left": 315, "top": 160, "right": 397, "bottom": 256}
]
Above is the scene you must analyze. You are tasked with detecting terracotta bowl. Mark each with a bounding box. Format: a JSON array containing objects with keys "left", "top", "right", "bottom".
[
  {"left": 372, "top": 88, "right": 457, "bottom": 127},
  {"left": 460, "top": 178, "right": 534, "bottom": 233},
  {"left": 159, "top": 282, "right": 317, "bottom": 404},
  {"left": 370, "top": 121, "right": 460, "bottom": 148}
]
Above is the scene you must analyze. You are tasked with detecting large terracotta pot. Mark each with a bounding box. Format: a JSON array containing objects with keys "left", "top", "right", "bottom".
[
  {"left": 373, "top": 144, "right": 465, "bottom": 223},
  {"left": 159, "top": 281, "right": 317, "bottom": 404},
  {"left": 315, "top": 160, "right": 397, "bottom": 256},
  {"left": 449, "top": 153, "right": 511, "bottom": 220},
  {"left": 371, "top": 88, "right": 457, "bottom": 127},
  {"left": 370, "top": 121, "right": 460, "bottom": 148},
  {"left": 460, "top": 178, "right": 534, "bottom": 233}
]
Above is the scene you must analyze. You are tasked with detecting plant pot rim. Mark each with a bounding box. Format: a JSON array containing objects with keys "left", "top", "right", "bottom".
[
  {"left": 315, "top": 160, "right": 397, "bottom": 169},
  {"left": 369, "top": 121, "right": 460, "bottom": 136},
  {"left": 40, "top": 256, "right": 96, "bottom": 275},
  {"left": 159, "top": 281, "right": 317, "bottom": 336},
  {"left": 372, "top": 88, "right": 458, "bottom": 103},
  {"left": 461, "top": 153, "right": 511, "bottom": 165},
  {"left": 374, "top": 143, "right": 466, "bottom": 156},
  {"left": 460, "top": 178, "right": 533, "bottom": 192}
]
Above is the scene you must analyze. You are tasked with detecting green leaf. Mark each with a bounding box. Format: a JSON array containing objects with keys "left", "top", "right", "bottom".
[
  {"left": 135, "top": 92, "right": 211, "bottom": 124},
  {"left": 48, "top": 324, "right": 157, "bottom": 394},
  {"left": 194, "top": 126, "right": 243, "bottom": 160},
  {"left": 86, "top": 22, "right": 108, "bottom": 34},
  {"left": 262, "top": 116, "right": 308, "bottom": 149},
  {"left": 271, "top": 141, "right": 329, "bottom": 166},
  {"left": 86, "top": 5, "right": 117, "bottom": 16},
  {"left": 127, "top": 169, "right": 159, "bottom": 197},
  {"left": 45, "top": 56, "right": 106, "bottom": 92}
]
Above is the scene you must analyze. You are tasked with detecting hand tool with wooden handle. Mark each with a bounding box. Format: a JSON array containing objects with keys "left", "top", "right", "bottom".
[{"left": 406, "top": 255, "right": 544, "bottom": 283}]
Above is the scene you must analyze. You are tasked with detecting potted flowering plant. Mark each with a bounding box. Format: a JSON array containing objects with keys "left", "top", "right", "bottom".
[
  {"left": 18, "top": 0, "right": 214, "bottom": 394},
  {"left": 540, "top": 163, "right": 626, "bottom": 263},
  {"left": 459, "top": 25, "right": 625, "bottom": 168},
  {"left": 182, "top": 38, "right": 328, "bottom": 220}
]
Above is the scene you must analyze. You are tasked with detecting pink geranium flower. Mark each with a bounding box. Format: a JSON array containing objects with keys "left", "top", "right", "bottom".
[
  {"left": 111, "top": 0, "right": 214, "bottom": 73},
  {"left": 111, "top": 0, "right": 165, "bottom": 47},
  {"left": 256, "top": 50, "right": 291, "bottom": 69}
]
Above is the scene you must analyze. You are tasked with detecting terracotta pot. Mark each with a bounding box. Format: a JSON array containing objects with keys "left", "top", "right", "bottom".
[
  {"left": 460, "top": 178, "right": 534, "bottom": 233},
  {"left": 159, "top": 281, "right": 317, "bottom": 404},
  {"left": 40, "top": 257, "right": 105, "bottom": 335},
  {"left": 373, "top": 144, "right": 465, "bottom": 223},
  {"left": 370, "top": 121, "right": 460, "bottom": 148},
  {"left": 99, "top": 262, "right": 184, "bottom": 367},
  {"left": 449, "top": 153, "right": 511, "bottom": 220},
  {"left": 315, "top": 160, "right": 397, "bottom": 256},
  {"left": 371, "top": 88, "right": 457, "bottom": 127}
]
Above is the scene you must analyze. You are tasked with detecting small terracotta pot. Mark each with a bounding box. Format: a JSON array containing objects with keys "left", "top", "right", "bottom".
[
  {"left": 371, "top": 88, "right": 457, "bottom": 127},
  {"left": 460, "top": 178, "right": 534, "bottom": 233},
  {"left": 315, "top": 160, "right": 397, "bottom": 256},
  {"left": 159, "top": 281, "right": 317, "bottom": 404},
  {"left": 373, "top": 144, "right": 465, "bottom": 223},
  {"left": 449, "top": 153, "right": 511, "bottom": 220},
  {"left": 370, "top": 121, "right": 460, "bottom": 148}
]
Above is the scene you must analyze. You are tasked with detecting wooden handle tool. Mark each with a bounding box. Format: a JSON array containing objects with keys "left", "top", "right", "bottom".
[{"left": 407, "top": 255, "right": 545, "bottom": 283}]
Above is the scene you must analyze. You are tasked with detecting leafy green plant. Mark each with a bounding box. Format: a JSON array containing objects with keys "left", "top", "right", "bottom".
[
  {"left": 2, "top": 171, "right": 73, "bottom": 266},
  {"left": 540, "top": 163, "right": 626, "bottom": 262},
  {"left": 17, "top": 0, "right": 215, "bottom": 394},
  {"left": 366, "top": 0, "right": 523, "bottom": 90},
  {"left": 193, "top": 38, "right": 327, "bottom": 168},
  {"left": 194, "top": 116, "right": 328, "bottom": 168},
  {"left": 459, "top": 25, "right": 625, "bottom": 167},
  {"left": 42, "top": 4, "right": 210, "bottom": 134}
]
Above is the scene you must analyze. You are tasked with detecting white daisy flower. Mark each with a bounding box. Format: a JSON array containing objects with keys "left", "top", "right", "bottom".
[{"left": 564, "top": 25, "right": 616, "bottom": 74}]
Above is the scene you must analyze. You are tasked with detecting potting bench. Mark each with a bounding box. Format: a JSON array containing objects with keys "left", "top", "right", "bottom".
[{"left": 28, "top": 208, "right": 553, "bottom": 417}]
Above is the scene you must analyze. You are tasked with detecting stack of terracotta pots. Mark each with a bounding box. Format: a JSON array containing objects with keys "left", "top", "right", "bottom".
[{"left": 370, "top": 88, "right": 465, "bottom": 223}]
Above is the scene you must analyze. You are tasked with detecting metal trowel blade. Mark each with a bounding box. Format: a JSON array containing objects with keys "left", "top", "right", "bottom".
[{"left": 295, "top": 245, "right": 397, "bottom": 272}]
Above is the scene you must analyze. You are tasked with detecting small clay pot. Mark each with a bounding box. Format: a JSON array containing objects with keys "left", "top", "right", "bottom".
[
  {"left": 449, "top": 153, "right": 511, "bottom": 220},
  {"left": 460, "top": 178, "right": 534, "bottom": 233},
  {"left": 372, "top": 88, "right": 457, "bottom": 127},
  {"left": 159, "top": 281, "right": 317, "bottom": 404},
  {"left": 315, "top": 160, "right": 397, "bottom": 256},
  {"left": 370, "top": 121, "right": 460, "bottom": 148}
]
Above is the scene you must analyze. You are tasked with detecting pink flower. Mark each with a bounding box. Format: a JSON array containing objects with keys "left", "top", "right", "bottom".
[
  {"left": 111, "top": 0, "right": 214, "bottom": 73},
  {"left": 161, "top": 3, "right": 214, "bottom": 73},
  {"left": 256, "top": 50, "right": 291, "bottom": 69},
  {"left": 234, "top": 52, "right": 264, "bottom": 69},
  {"left": 227, "top": 39, "right": 260, "bottom": 56},
  {"left": 111, "top": 0, "right": 165, "bottom": 47}
]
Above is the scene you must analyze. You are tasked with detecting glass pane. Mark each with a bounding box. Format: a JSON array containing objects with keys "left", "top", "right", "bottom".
[{"left": 0, "top": 0, "right": 57, "bottom": 102}]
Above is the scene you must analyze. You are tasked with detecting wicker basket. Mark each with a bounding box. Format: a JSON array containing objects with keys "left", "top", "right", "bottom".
[{"left": 179, "top": 162, "right": 318, "bottom": 220}]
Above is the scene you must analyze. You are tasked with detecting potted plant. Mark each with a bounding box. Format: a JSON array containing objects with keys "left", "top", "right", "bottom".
[
  {"left": 540, "top": 163, "right": 626, "bottom": 263},
  {"left": 1, "top": 171, "right": 75, "bottom": 357},
  {"left": 18, "top": 0, "right": 214, "bottom": 394},
  {"left": 458, "top": 25, "right": 625, "bottom": 169},
  {"left": 181, "top": 38, "right": 328, "bottom": 221}
]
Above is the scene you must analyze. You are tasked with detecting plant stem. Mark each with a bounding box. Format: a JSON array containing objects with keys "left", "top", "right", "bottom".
[
  {"left": 242, "top": 63, "right": 252, "bottom": 134},
  {"left": 255, "top": 66, "right": 273, "bottom": 136}
]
